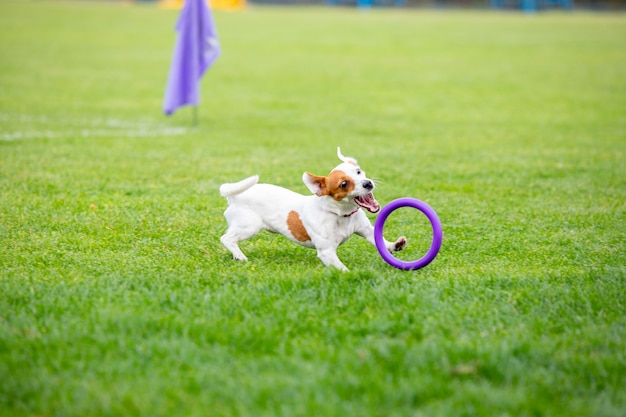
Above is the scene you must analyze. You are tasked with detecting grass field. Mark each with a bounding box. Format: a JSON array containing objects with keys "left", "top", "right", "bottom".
[{"left": 1, "top": 1, "right": 625, "bottom": 416}]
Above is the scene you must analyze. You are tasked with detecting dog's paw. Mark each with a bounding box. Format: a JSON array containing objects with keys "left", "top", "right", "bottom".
[
  {"left": 391, "top": 236, "right": 407, "bottom": 252},
  {"left": 233, "top": 254, "right": 248, "bottom": 262}
]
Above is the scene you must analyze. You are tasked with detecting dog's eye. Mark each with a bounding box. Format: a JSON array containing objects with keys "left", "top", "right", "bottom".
[
  {"left": 356, "top": 169, "right": 362, "bottom": 175},
  {"left": 340, "top": 181, "right": 348, "bottom": 189}
]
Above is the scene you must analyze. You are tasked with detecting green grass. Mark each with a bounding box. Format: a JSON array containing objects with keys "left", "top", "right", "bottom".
[{"left": 1, "top": 1, "right": 625, "bottom": 416}]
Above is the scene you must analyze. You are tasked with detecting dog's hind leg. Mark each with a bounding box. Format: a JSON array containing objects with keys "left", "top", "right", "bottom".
[
  {"left": 221, "top": 227, "right": 259, "bottom": 261},
  {"left": 220, "top": 209, "right": 262, "bottom": 262}
]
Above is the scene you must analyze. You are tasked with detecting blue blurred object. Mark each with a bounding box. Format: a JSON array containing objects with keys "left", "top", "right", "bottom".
[{"left": 490, "top": 0, "right": 572, "bottom": 13}]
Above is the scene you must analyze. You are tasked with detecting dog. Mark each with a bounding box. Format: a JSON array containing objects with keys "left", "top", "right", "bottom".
[{"left": 219, "top": 148, "right": 407, "bottom": 271}]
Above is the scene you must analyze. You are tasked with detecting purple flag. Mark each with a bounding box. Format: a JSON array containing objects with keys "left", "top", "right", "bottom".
[{"left": 163, "top": 0, "right": 220, "bottom": 116}]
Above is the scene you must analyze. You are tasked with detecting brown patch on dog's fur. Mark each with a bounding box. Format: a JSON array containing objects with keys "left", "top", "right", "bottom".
[
  {"left": 326, "top": 170, "right": 355, "bottom": 202},
  {"left": 287, "top": 211, "right": 311, "bottom": 242}
]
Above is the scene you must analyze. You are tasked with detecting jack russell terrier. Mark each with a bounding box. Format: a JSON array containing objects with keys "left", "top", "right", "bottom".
[{"left": 219, "top": 148, "right": 407, "bottom": 271}]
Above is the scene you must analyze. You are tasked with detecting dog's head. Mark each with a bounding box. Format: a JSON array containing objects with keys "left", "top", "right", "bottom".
[{"left": 302, "top": 147, "right": 380, "bottom": 214}]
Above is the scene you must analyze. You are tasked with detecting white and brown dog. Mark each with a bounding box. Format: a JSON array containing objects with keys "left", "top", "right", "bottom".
[{"left": 219, "top": 148, "right": 407, "bottom": 271}]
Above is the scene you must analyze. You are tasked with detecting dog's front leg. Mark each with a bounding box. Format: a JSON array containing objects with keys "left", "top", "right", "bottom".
[
  {"left": 375, "top": 232, "right": 408, "bottom": 253},
  {"left": 355, "top": 216, "right": 407, "bottom": 253},
  {"left": 316, "top": 247, "right": 349, "bottom": 272}
]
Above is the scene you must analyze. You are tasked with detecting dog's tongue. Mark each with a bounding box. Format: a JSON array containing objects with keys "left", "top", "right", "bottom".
[{"left": 354, "top": 193, "right": 380, "bottom": 213}]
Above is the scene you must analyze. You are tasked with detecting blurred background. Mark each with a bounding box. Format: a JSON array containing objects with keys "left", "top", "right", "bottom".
[{"left": 151, "top": 0, "right": 625, "bottom": 11}]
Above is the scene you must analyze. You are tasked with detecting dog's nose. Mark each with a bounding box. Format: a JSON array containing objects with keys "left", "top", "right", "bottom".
[{"left": 362, "top": 180, "right": 374, "bottom": 190}]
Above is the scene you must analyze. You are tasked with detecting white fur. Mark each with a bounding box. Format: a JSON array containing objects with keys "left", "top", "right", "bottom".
[{"left": 219, "top": 149, "right": 407, "bottom": 271}]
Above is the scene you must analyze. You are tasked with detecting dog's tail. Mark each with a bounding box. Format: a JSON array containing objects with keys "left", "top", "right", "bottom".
[{"left": 219, "top": 175, "right": 260, "bottom": 198}]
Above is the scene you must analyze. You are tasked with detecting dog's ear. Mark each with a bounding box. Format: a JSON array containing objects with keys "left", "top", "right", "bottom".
[
  {"left": 302, "top": 172, "right": 329, "bottom": 196},
  {"left": 337, "top": 147, "right": 358, "bottom": 165}
]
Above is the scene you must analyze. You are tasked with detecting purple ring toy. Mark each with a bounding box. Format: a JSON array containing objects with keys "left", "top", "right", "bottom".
[{"left": 374, "top": 198, "right": 442, "bottom": 270}]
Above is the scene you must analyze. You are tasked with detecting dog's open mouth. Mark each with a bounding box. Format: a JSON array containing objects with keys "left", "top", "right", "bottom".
[{"left": 354, "top": 193, "right": 380, "bottom": 213}]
